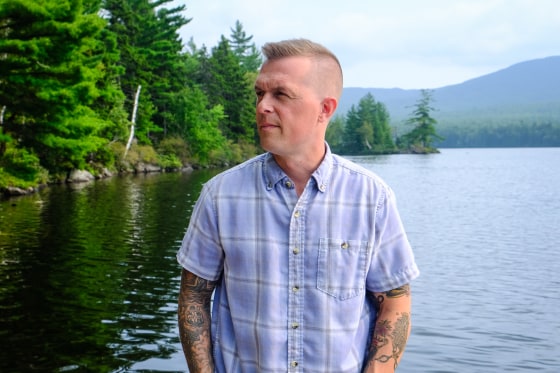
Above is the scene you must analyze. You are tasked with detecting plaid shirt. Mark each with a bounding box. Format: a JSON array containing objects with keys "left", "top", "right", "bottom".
[{"left": 177, "top": 145, "right": 419, "bottom": 372}]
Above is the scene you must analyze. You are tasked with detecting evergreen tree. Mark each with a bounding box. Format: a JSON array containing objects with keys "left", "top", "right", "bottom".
[
  {"left": 342, "top": 106, "right": 362, "bottom": 152},
  {"left": 184, "top": 38, "right": 212, "bottom": 87},
  {"left": 399, "top": 89, "right": 443, "bottom": 151},
  {"left": 149, "top": 3, "right": 191, "bottom": 138},
  {"left": 325, "top": 115, "right": 345, "bottom": 152},
  {"left": 228, "top": 20, "right": 262, "bottom": 72},
  {"left": 102, "top": 0, "right": 190, "bottom": 143},
  {"left": 0, "top": 0, "right": 122, "bottom": 174},
  {"left": 341, "top": 93, "right": 394, "bottom": 154},
  {"left": 169, "top": 85, "right": 227, "bottom": 165},
  {"left": 207, "top": 36, "right": 256, "bottom": 144}
]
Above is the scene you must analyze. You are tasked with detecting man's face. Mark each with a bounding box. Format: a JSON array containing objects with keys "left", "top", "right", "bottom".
[{"left": 254, "top": 56, "right": 326, "bottom": 157}]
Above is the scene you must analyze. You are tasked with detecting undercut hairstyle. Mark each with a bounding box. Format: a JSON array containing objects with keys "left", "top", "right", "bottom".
[{"left": 261, "top": 38, "right": 343, "bottom": 98}]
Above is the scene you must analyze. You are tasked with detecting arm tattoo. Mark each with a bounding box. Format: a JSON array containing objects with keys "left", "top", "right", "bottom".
[
  {"left": 363, "top": 285, "right": 411, "bottom": 372},
  {"left": 178, "top": 270, "right": 218, "bottom": 373},
  {"left": 385, "top": 284, "right": 410, "bottom": 298},
  {"left": 368, "top": 284, "right": 410, "bottom": 311}
]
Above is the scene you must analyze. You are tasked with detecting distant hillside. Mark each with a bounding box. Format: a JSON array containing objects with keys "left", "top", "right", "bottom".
[{"left": 339, "top": 56, "right": 560, "bottom": 122}]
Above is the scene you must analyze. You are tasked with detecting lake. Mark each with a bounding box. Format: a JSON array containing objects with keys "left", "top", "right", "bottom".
[{"left": 1, "top": 148, "right": 559, "bottom": 372}]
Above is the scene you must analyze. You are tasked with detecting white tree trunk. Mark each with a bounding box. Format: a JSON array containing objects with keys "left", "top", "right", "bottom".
[
  {"left": 124, "top": 85, "right": 141, "bottom": 158},
  {"left": 0, "top": 105, "right": 5, "bottom": 125}
]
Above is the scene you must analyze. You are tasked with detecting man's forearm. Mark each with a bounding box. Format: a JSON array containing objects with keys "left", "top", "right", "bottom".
[
  {"left": 363, "top": 285, "right": 412, "bottom": 373},
  {"left": 178, "top": 269, "right": 217, "bottom": 373}
]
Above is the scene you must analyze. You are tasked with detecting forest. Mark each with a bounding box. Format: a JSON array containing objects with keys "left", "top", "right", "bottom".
[
  {"left": 432, "top": 114, "right": 560, "bottom": 148},
  {"left": 0, "top": 0, "right": 439, "bottom": 192}
]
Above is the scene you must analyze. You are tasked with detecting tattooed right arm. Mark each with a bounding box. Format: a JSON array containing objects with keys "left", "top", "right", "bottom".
[{"left": 178, "top": 269, "right": 217, "bottom": 373}]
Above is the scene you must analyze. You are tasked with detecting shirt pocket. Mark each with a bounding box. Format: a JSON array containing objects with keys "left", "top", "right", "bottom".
[{"left": 317, "top": 238, "right": 369, "bottom": 300}]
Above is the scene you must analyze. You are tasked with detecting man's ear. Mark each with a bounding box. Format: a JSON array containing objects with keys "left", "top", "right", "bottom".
[{"left": 319, "top": 97, "right": 338, "bottom": 122}]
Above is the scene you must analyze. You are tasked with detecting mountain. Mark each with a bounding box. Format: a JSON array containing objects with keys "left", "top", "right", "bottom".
[{"left": 338, "top": 56, "right": 560, "bottom": 123}]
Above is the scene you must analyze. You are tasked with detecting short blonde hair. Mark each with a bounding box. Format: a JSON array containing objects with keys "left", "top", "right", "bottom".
[{"left": 261, "top": 39, "right": 343, "bottom": 99}]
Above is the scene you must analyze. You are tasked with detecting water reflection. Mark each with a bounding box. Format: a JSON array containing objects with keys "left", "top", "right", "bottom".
[
  {"left": 0, "top": 170, "right": 220, "bottom": 372},
  {"left": 2, "top": 148, "right": 560, "bottom": 372}
]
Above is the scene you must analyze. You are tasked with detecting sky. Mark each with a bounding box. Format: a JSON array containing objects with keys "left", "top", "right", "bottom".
[{"left": 176, "top": 0, "right": 560, "bottom": 89}]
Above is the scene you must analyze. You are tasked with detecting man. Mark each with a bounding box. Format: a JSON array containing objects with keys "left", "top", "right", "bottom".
[{"left": 177, "top": 38, "right": 419, "bottom": 372}]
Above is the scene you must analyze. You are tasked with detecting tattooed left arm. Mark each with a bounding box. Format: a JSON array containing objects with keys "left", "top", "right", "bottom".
[{"left": 362, "top": 284, "right": 412, "bottom": 373}]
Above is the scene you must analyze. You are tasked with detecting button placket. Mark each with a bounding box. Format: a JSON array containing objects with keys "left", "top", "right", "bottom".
[{"left": 288, "top": 201, "right": 304, "bottom": 371}]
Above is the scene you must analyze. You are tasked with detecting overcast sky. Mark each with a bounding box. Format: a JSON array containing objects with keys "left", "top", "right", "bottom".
[{"left": 177, "top": 0, "right": 560, "bottom": 89}]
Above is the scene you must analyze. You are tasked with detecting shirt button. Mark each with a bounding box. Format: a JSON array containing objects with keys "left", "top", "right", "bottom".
[
  {"left": 292, "top": 286, "right": 299, "bottom": 292},
  {"left": 285, "top": 181, "right": 293, "bottom": 188},
  {"left": 293, "top": 247, "right": 300, "bottom": 255},
  {"left": 294, "top": 210, "right": 300, "bottom": 218},
  {"left": 341, "top": 241, "right": 349, "bottom": 249},
  {"left": 291, "top": 361, "right": 298, "bottom": 367},
  {"left": 291, "top": 322, "right": 299, "bottom": 329}
]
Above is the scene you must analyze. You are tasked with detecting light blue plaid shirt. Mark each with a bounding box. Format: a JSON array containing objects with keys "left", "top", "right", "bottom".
[{"left": 177, "top": 145, "right": 419, "bottom": 372}]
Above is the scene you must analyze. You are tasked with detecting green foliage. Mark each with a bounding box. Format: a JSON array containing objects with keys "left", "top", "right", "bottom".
[
  {"left": 157, "top": 136, "right": 190, "bottom": 164},
  {"left": 326, "top": 115, "right": 345, "bottom": 152},
  {"left": 107, "top": 141, "right": 127, "bottom": 170},
  {"left": 37, "top": 106, "right": 110, "bottom": 171},
  {"left": 228, "top": 20, "right": 263, "bottom": 72},
  {"left": 164, "top": 85, "right": 228, "bottom": 165},
  {"left": 436, "top": 120, "right": 560, "bottom": 147},
  {"left": 0, "top": 126, "right": 12, "bottom": 155},
  {"left": 134, "top": 144, "right": 158, "bottom": 164},
  {"left": 207, "top": 36, "right": 256, "bottom": 144},
  {"left": 398, "top": 89, "right": 443, "bottom": 151},
  {"left": 219, "top": 140, "right": 259, "bottom": 165},
  {"left": 157, "top": 153, "right": 182, "bottom": 170},
  {"left": 339, "top": 93, "right": 395, "bottom": 154},
  {"left": 0, "top": 145, "right": 48, "bottom": 186},
  {"left": 102, "top": 0, "right": 190, "bottom": 143},
  {"left": 0, "top": 1, "right": 267, "bottom": 191},
  {"left": 0, "top": 0, "right": 124, "bottom": 174}
]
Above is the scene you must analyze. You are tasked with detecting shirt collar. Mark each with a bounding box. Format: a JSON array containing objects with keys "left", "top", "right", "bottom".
[
  {"left": 263, "top": 153, "right": 286, "bottom": 191},
  {"left": 311, "top": 143, "right": 332, "bottom": 193},
  {"left": 263, "top": 143, "right": 333, "bottom": 193}
]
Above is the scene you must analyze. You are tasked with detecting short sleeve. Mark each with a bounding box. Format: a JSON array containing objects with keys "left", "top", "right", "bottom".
[
  {"left": 366, "top": 186, "right": 420, "bottom": 292},
  {"left": 176, "top": 182, "right": 224, "bottom": 281}
]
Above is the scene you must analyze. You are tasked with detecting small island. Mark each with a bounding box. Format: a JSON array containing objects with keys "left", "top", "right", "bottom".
[{"left": 327, "top": 90, "right": 442, "bottom": 156}]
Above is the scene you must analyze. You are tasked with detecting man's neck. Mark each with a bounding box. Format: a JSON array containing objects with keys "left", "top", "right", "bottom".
[{"left": 273, "top": 147, "right": 326, "bottom": 196}]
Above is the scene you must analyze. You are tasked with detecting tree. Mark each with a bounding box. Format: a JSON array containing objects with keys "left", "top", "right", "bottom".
[
  {"left": 399, "top": 89, "right": 443, "bottom": 152},
  {"left": 170, "top": 85, "right": 227, "bottom": 165},
  {"left": 102, "top": 0, "right": 190, "bottom": 143},
  {"left": 228, "top": 20, "right": 262, "bottom": 72},
  {"left": 0, "top": 0, "right": 123, "bottom": 174},
  {"left": 341, "top": 93, "right": 394, "bottom": 154},
  {"left": 207, "top": 36, "right": 256, "bottom": 144},
  {"left": 325, "top": 115, "right": 345, "bottom": 152}
]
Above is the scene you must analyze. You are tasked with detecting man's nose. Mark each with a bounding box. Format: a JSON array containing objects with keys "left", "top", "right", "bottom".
[{"left": 256, "top": 96, "right": 273, "bottom": 114}]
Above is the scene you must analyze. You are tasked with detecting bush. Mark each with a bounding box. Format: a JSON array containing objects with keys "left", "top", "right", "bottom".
[
  {"left": 157, "top": 154, "right": 182, "bottom": 170},
  {"left": 135, "top": 144, "right": 158, "bottom": 164},
  {"left": 0, "top": 146, "right": 49, "bottom": 188},
  {"left": 108, "top": 141, "right": 160, "bottom": 171},
  {"left": 0, "top": 147, "right": 47, "bottom": 182},
  {"left": 157, "top": 136, "right": 191, "bottom": 165}
]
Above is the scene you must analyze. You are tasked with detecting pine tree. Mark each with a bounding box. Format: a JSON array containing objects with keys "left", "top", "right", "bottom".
[
  {"left": 228, "top": 20, "right": 262, "bottom": 72},
  {"left": 102, "top": 0, "right": 190, "bottom": 143},
  {"left": 325, "top": 115, "right": 345, "bottom": 152},
  {"left": 207, "top": 36, "right": 256, "bottom": 144},
  {"left": 399, "top": 89, "right": 443, "bottom": 151},
  {"left": 0, "top": 0, "right": 122, "bottom": 173},
  {"left": 341, "top": 93, "right": 394, "bottom": 154}
]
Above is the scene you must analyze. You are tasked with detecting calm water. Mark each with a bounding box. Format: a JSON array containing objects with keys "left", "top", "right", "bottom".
[{"left": 1, "top": 148, "right": 559, "bottom": 372}]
